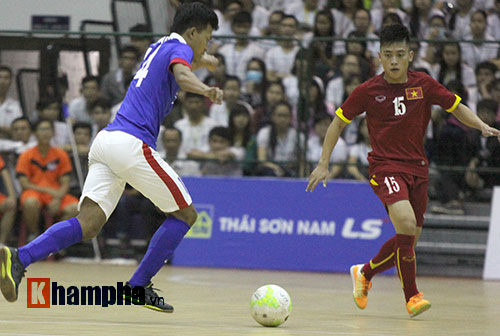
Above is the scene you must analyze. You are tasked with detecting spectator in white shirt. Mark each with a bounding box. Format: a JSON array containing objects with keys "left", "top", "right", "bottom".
[
  {"left": 370, "top": 0, "right": 408, "bottom": 34},
  {"left": 449, "top": 0, "right": 475, "bottom": 39},
  {"left": 218, "top": 11, "right": 265, "bottom": 82},
  {"left": 286, "top": 0, "right": 322, "bottom": 32},
  {"left": 346, "top": 116, "right": 371, "bottom": 181},
  {"left": 460, "top": 10, "right": 499, "bottom": 70},
  {"left": 487, "top": 0, "right": 500, "bottom": 41},
  {"left": 408, "top": 0, "right": 445, "bottom": 39},
  {"left": 474, "top": 61, "right": 499, "bottom": 102},
  {"left": 174, "top": 92, "right": 218, "bottom": 155},
  {"left": 209, "top": 75, "right": 253, "bottom": 126},
  {"left": 242, "top": 57, "right": 268, "bottom": 108},
  {"left": 432, "top": 41, "right": 476, "bottom": 89},
  {"left": 259, "top": 10, "right": 284, "bottom": 51},
  {"left": 36, "top": 98, "right": 70, "bottom": 148},
  {"left": 67, "top": 76, "right": 101, "bottom": 124},
  {"left": 161, "top": 127, "right": 201, "bottom": 177},
  {"left": 332, "top": 0, "right": 363, "bottom": 38},
  {"left": 240, "top": 0, "right": 270, "bottom": 34},
  {"left": 265, "top": 15, "right": 300, "bottom": 80},
  {"left": 0, "top": 66, "right": 23, "bottom": 139}
]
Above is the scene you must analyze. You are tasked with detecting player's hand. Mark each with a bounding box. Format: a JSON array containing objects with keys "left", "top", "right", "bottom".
[
  {"left": 306, "top": 164, "right": 329, "bottom": 192},
  {"left": 481, "top": 124, "right": 500, "bottom": 141},
  {"left": 201, "top": 53, "right": 219, "bottom": 72},
  {"left": 205, "top": 87, "right": 223, "bottom": 104}
]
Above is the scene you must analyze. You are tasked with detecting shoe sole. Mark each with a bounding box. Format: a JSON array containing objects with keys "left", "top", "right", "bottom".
[
  {"left": 409, "top": 302, "right": 431, "bottom": 318},
  {"left": 122, "top": 295, "right": 174, "bottom": 313},
  {"left": 350, "top": 265, "right": 366, "bottom": 310},
  {"left": 0, "top": 247, "right": 17, "bottom": 302}
]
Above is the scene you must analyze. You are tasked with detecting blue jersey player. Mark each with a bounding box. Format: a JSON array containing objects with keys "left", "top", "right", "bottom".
[{"left": 0, "top": 3, "right": 223, "bottom": 313}]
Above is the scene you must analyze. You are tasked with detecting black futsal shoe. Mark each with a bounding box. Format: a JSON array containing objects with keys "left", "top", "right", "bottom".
[
  {"left": 0, "top": 246, "right": 26, "bottom": 302},
  {"left": 122, "top": 281, "right": 174, "bottom": 313}
]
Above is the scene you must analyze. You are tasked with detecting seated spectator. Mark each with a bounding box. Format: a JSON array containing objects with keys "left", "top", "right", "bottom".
[
  {"left": 370, "top": 0, "right": 408, "bottom": 34},
  {"left": 286, "top": 0, "right": 321, "bottom": 32},
  {"left": 449, "top": 0, "right": 475, "bottom": 39},
  {"left": 326, "top": 54, "right": 364, "bottom": 109},
  {"left": 307, "top": 113, "right": 348, "bottom": 179},
  {"left": 346, "top": 116, "right": 371, "bottom": 181},
  {"left": 72, "top": 122, "right": 92, "bottom": 157},
  {"left": 265, "top": 15, "right": 300, "bottom": 80},
  {"left": 67, "top": 122, "right": 92, "bottom": 194},
  {"left": 161, "top": 127, "right": 201, "bottom": 177},
  {"left": 36, "top": 98, "right": 70, "bottom": 148},
  {"left": 409, "top": 40, "right": 433, "bottom": 75},
  {"left": 345, "top": 30, "right": 374, "bottom": 77},
  {"left": 240, "top": 0, "right": 270, "bottom": 34},
  {"left": 190, "top": 127, "right": 243, "bottom": 177},
  {"left": 282, "top": 50, "right": 309, "bottom": 106},
  {"left": 420, "top": 15, "right": 450, "bottom": 66},
  {"left": 129, "top": 24, "right": 153, "bottom": 61},
  {"left": 341, "top": 76, "right": 364, "bottom": 145},
  {"left": 209, "top": 76, "right": 253, "bottom": 126},
  {"left": 296, "top": 76, "right": 334, "bottom": 132},
  {"left": 460, "top": 10, "right": 499, "bottom": 70},
  {"left": 259, "top": 10, "right": 284, "bottom": 51},
  {"left": 203, "top": 54, "right": 227, "bottom": 88},
  {"left": 487, "top": 0, "right": 500, "bottom": 41},
  {"left": 465, "top": 99, "right": 500, "bottom": 197},
  {"left": 474, "top": 61, "right": 498, "bottom": 102},
  {"left": 0, "top": 154, "right": 17, "bottom": 244},
  {"left": 16, "top": 120, "right": 79, "bottom": 238},
  {"left": 408, "top": 0, "right": 445, "bottom": 39},
  {"left": 101, "top": 45, "right": 140, "bottom": 106},
  {"left": 380, "top": 12, "right": 404, "bottom": 29},
  {"left": 242, "top": 57, "right": 268, "bottom": 107},
  {"left": 89, "top": 98, "right": 113, "bottom": 139},
  {"left": 253, "top": 80, "right": 286, "bottom": 132},
  {"left": 218, "top": 10, "right": 265, "bottom": 83},
  {"left": 0, "top": 117, "right": 36, "bottom": 154},
  {"left": 331, "top": 0, "right": 360, "bottom": 38},
  {"left": 67, "top": 76, "right": 101, "bottom": 124},
  {"left": 256, "top": 101, "right": 303, "bottom": 176},
  {"left": 350, "top": 8, "right": 380, "bottom": 61},
  {"left": 488, "top": 78, "right": 500, "bottom": 121},
  {"left": 0, "top": 65, "right": 23, "bottom": 139},
  {"left": 228, "top": 103, "right": 257, "bottom": 175},
  {"left": 174, "top": 92, "right": 218, "bottom": 155},
  {"left": 214, "top": 0, "right": 244, "bottom": 38},
  {"left": 431, "top": 42, "right": 476, "bottom": 90}
]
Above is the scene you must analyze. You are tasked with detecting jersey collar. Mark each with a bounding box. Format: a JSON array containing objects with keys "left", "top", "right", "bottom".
[{"left": 168, "top": 32, "right": 187, "bottom": 45}]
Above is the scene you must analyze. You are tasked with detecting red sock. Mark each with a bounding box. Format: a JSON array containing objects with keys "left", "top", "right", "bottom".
[
  {"left": 361, "top": 236, "right": 396, "bottom": 281},
  {"left": 395, "top": 234, "right": 418, "bottom": 302}
]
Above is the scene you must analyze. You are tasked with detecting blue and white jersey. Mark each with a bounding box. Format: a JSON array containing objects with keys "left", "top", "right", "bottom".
[{"left": 106, "top": 33, "right": 193, "bottom": 149}]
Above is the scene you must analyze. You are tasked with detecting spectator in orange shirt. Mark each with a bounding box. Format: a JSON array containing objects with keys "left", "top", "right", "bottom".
[
  {"left": 0, "top": 155, "right": 16, "bottom": 244},
  {"left": 16, "top": 119, "right": 78, "bottom": 237}
]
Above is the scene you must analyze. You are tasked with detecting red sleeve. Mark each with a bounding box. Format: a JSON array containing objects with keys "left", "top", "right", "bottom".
[
  {"left": 168, "top": 44, "right": 194, "bottom": 73},
  {"left": 57, "top": 150, "right": 73, "bottom": 177},
  {"left": 336, "top": 84, "right": 367, "bottom": 123},
  {"left": 16, "top": 151, "right": 31, "bottom": 177},
  {"left": 427, "top": 76, "right": 461, "bottom": 112}
]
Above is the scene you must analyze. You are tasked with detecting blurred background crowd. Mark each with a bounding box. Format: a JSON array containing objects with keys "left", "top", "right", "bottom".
[{"left": 1, "top": 0, "right": 500, "bottom": 258}]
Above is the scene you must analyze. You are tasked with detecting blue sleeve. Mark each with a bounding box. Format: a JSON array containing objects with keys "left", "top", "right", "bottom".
[{"left": 168, "top": 43, "right": 194, "bottom": 72}]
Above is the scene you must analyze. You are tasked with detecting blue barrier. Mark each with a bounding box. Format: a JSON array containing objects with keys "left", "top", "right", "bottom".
[{"left": 172, "top": 177, "right": 395, "bottom": 273}]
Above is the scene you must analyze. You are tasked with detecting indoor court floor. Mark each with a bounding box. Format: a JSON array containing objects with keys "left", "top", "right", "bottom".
[{"left": 0, "top": 262, "right": 498, "bottom": 336}]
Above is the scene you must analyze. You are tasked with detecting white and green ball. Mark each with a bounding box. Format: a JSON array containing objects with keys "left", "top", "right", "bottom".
[{"left": 250, "top": 284, "right": 292, "bottom": 327}]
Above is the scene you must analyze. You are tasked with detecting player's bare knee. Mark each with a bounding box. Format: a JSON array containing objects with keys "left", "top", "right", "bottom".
[
  {"left": 77, "top": 198, "right": 107, "bottom": 239},
  {"left": 171, "top": 205, "right": 198, "bottom": 226},
  {"left": 23, "top": 198, "right": 40, "bottom": 211}
]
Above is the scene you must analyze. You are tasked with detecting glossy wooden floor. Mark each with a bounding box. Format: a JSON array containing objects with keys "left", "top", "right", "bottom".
[{"left": 0, "top": 262, "right": 498, "bottom": 336}]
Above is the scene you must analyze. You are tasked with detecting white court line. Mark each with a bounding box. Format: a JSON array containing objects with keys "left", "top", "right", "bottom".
[
  {"left": 0, "top": 333, "right": 64, "bottom": 336},
  {"left": 0, "top": 319, "right": 398, "bottom": 336}
]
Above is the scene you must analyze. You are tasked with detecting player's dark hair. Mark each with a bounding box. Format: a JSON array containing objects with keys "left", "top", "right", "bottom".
[
  {"left": 81, "top": 75, "right": 100, "bottom": 87},
  {"left": 34, "top": 119, "right": 54, "bottom": 131},
  {"left": 0, "top": 65, "right": 13, "bottom": 77},
  {"left": 232, "top": 10, "right": 252, "bottom": 25},
  {"left": 228, "top": 103, "right": 251, "bottom": 147},
  {"left": 73, "top": 121, "right": 92, "bottom": 134},
  {"left": 184, "top": 91, "right": 205, "bottom": 100},
  {"left": 11, "top": 116, "right": 32, "bottom": 130},
  {"left": 477, "top": 99, "right": 499, "bottom": 115},
  {"left": 475, "top": 61, "right": 498, "bottom": 76},
  {"left": 379, "top": 24, "right": 410, "bottom": 47},
  {"left": 89, "top": 97, "right": 112, "bottom": 111},
  {"left": 209, "top": 126, "right": 233, "bottom": 145},
  {"left": 163, "top": 126, "right": 183, "bottom": 141},
  {"left": 170, "top": 2, "right": 219, "bottom": 34}
]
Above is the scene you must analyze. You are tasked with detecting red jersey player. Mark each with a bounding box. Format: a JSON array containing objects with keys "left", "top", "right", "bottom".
[{"left": 306, "top": 24, "right": 500, "bottom": 318}]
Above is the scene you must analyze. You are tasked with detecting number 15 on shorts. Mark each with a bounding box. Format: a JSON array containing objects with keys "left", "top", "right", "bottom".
[{"left": 384, "top": 176, "right": 400, "bottom": 194}]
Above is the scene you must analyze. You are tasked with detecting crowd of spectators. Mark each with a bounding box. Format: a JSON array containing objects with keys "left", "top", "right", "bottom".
[{"left": 1, "top": 0, "right": 500, "bottom": 247}]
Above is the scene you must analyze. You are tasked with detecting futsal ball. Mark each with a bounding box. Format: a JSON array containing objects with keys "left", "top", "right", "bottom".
[{"left": 250, "top": 284, "right": 292, "bottom": 327}]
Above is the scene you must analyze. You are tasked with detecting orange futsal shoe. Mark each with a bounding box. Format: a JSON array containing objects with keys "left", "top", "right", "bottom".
[
  {"left": 407, "top": 292, "right": 431, "bottom": 317},
  {"left": 350, "top": 264, "right": 372, "bottom": 310}
]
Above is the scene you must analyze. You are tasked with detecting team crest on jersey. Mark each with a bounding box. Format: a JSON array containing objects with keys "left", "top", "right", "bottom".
[
  {"left": 405, "top": 87, "right": 424, "bottom": 100},
  {"left": 375, "top": 95, "right": 386, "bottom": 103}
]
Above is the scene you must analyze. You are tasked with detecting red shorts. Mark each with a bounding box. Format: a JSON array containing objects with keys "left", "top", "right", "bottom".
[
  {"left": 369, "top": 172, "right": 428, "bottom": 227},
  {"left": 20, "top": 190, "right": 78, "bottom": 213}
]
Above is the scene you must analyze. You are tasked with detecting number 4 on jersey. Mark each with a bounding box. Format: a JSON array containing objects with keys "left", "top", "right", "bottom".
[{"left": 134, "top": 45, "right": 161, "bottom": 87}]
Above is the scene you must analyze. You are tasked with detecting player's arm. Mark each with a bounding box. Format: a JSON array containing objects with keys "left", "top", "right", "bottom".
[
  {"left": 53, "top": 175, "right": 71, "bottom": 200},
  {"left": 1, "top": 168, "right": 16, "bottom": 199},
  {"left": 306, "top": 116, "right": 348, "bottom": 192},
  {"left": 191, "top": 53, "right": 219, "bottom": 71},
  {"left": 172, "top": 63, "right": 223, "bottom": 104},
  {"left": 451, "top": 103, "right": 500, "bottom": 140},
  {"left": 18, "top": 175, "right": 55, "bottom": 195}
]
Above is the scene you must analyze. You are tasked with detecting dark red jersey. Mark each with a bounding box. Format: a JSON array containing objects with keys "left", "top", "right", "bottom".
[{"left": 337, "top": 70, "right": 461, "bottom": 177}]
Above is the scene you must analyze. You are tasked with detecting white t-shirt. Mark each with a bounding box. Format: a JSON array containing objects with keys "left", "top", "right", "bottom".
[
  {"left": 0, "top": 98, "right": 23, "bottom": 128},
  {"left": 265, "top": 45, "right": 299, "bottom": 77},
  {"left": 174, "top": 116, "right": 218, "bottom": 155},
  {"left": 68, "top": 96, "right": 92, "bottom": 123},
  {"left": 430, "top": 63, "right": 477, "bottom": 88},
  {"left": 209, "top": 100, "right": 254, "bottom": 127},
  {"left": 286, "top": 2, "right": 317, "bottom": 28},
  {"left": 307, "top": 134, "right": 348, "bottom": 164},
  {"left": 218, "top": 42, "right": 265, "bottom": 82},
  {"left": 349, "top": 142, "right": 371, "bottom": 166},
  {"left": 325, "top": 76, "right": 344, "bottom": 109},
  {"left": 460, "top": 33, "right": 499, "bottom": 70},
  {"left": 256, "top": 126, "right": 303, "bottom": 162}
]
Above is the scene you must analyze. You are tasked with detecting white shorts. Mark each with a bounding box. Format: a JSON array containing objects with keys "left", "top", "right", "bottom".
[{"left": 78, "top": 130, "right": 192, "bottom": 219}]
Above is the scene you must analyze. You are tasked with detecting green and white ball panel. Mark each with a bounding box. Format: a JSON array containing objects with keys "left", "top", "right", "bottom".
[{"left": 250, "top": 284, "right": 292, "bottom": 327}]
